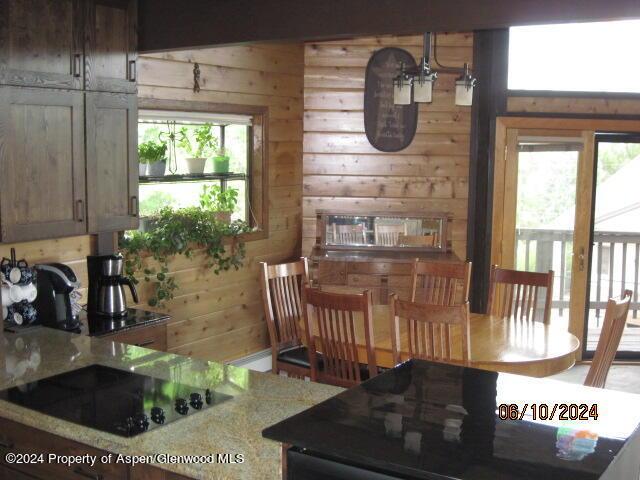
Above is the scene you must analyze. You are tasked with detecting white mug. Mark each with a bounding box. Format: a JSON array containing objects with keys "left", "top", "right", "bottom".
[
  {"left": 0, "top": 285, "right": 11, "bottom": 306},
  {"left": 8, "top": 285, "right": 24, "bottom": 303},
  {"left": 21, "top": 283, "right": 37, "bottom": 303}
]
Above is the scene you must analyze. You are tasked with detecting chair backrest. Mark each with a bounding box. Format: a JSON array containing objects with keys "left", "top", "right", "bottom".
[
  {"left": 260, "top": 258, "right": 309, "bottom": 353},
  {"left": 389, "top": 294, "right": 470, "bottom": 366},
  {"left": 410, "top": 260, "right": 472, "bottom": 305},
  {"left": 398, "top": 233, "right": 438, "bottom": 247},
  {"left": 332, "top": 223, "right": 367, "bottom": 244},
  {"left": 487, "top": 266, "right": 554, "bottom": 324},
  {"left": 303, "top": 287, "right": 377, "bottom": 387},
  {"left": 375, "top": 224, "right": 406, "bottom": 246},
  {"left": 584, "top": 290, "right": 632, "bottom": 389}
]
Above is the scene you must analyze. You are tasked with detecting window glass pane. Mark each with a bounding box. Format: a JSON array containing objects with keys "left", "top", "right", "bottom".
[
  {"left": 225, "top": 124, "right": 248, "bottom": 174},
  {"left": 139, "top": 181, "right": 222, "bottom": 217},
  {"left": 227, "top": 180, "right": 247, "bottom": 222},
  {"left": 508, "top": 20, "right": 640, "bottom": 93}
]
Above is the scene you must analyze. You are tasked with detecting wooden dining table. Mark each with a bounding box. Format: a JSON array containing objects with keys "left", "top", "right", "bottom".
[{"left": 303, "top": 305, "right": 581, "bottom": 378}]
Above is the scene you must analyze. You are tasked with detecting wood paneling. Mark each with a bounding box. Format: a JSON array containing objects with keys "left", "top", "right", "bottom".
[
  {"left": 507, "top": 95, "right": 640, "bottom": 116},
  {"left": 302, "top": 34, "right": 472, "bottom": 260},
  {"left": 136, "top": 43, "right": 304, "bottom": 362}
]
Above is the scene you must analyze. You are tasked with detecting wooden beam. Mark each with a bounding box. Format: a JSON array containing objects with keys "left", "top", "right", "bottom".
[{"left": 139, "top": 0, "right": 640, "bottom": 52}]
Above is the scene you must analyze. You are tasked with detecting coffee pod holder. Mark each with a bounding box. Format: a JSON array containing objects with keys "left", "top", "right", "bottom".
[{"left": 1, "top": 248, "right": 38, "bottom": 329}]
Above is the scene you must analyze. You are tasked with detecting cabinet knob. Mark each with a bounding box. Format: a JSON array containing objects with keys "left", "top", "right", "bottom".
[
  {"left": 128, "top": 60, "right": 137, "bottom": 82},
  {"left": 75, "top": 199, "right": 85, "bottom": 223}
]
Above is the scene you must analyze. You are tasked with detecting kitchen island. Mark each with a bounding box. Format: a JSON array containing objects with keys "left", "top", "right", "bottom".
[{"left": 0, "top": 327, "right": 342, "bottom": 479}]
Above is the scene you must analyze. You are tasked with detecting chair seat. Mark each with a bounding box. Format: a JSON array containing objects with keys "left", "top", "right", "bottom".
[{"left": 278, "top": 346, "right": 324, "bottom": 369}]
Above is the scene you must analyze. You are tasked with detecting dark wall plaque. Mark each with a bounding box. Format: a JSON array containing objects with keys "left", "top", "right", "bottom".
[{"left": 364, "top": 47, "right": 418, "bottom": 152}]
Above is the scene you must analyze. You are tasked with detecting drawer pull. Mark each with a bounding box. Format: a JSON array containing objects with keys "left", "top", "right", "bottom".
[
  {"left": 129, "top": 196, "right": 138, "bottom": 217},
  {"left": 73, "top": 53, "right": 82, "bottom": 78},
  {"left": 73, "top": 467, "right": 103, "bottom": 480},
  {"left": 76, "top": 199, "right": 85, "bottom": 222},
  {"left": 136, "top": 340, "right": 155, "bottom": 347},
  {"left": 128, "top": 60, "right": 137, "bottom": 82},
  {"left": 0, "top": 439, "right": 14, "bottom": 449}
]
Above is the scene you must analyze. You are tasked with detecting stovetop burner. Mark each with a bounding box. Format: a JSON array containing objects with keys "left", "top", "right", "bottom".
[{"left": 0, "top": 364, "right": 232, "bottom": 437}]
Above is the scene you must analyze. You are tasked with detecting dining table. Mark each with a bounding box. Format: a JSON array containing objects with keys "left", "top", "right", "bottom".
[{"left": 303, "top": 304, "right": 581, "bottom": 378}]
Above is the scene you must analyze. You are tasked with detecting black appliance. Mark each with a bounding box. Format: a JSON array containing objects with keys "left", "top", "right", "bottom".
[
  {"left": 0, "top": 364, "right": 232, "bottom": 437},
  {"left": 87, "top": 254, "right": 138, "bottom": 318},
  {"left": 34, "top": 263, "right": 81, "bottom": 331}
]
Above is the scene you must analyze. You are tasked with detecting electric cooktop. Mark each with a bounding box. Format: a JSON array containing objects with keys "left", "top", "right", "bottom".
[{"left": 0, "top": 364, "right": 232, "bottom": 437}]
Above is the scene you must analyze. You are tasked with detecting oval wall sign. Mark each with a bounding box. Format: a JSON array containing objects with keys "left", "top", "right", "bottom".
[{"left": 364, "top": 47, "right": 418, "bottom": 152}]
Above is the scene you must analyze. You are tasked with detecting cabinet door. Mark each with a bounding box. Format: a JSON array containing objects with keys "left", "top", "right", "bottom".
[
  {"left": 0, "top": 0, "right": 83, "bottom": 89},
  {"left": 85, "top": 0, "right": 137, "bottom": 93},
  {"left": 86, "top": 92, "right": 139, "bottom": 232},
  {"left": 0, "top": 87, "right": 87, "bottom": 242}
]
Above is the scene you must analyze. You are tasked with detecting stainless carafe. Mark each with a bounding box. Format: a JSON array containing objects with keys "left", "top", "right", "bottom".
[{"left": 97, "top": 255, "right": 138, "bottom": 317}]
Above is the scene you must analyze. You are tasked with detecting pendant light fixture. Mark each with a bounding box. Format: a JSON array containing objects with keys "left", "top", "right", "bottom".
[{"left": 393, "top": 62, "right": 413, "bottom": 105}]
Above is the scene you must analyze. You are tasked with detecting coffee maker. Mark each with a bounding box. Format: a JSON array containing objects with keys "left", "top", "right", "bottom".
[
  {"left": 34, "top": 263, "right": 81, "bottom": 331},
  {"left": 87, "top": 254, "right": 138, "bottom": 318}
]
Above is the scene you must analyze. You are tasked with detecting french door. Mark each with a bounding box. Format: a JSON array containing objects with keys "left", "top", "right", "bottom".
[{"left": 491, "top": 117, "right": 640, "bottom": 360}]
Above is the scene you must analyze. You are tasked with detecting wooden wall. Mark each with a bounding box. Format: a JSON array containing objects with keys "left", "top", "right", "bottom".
[
  {"left": 301, "top": 34, "right": 473, "bottom": 259},
  {"left": 507, "top": 95, "right": 640, "bottom": 115},
  {"left": 136, "top": 43, "right": 304, "bottom": 362}
]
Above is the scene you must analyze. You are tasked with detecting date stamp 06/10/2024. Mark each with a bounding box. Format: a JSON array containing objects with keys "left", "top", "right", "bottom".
[{"left": 498, "top": 403, "right": 599, "bottom": 421}]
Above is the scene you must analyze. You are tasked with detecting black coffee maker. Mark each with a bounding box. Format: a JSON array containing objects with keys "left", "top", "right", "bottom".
[
  {"left": 87, "top": 254, "right": 138, "bottom": 318},
  {"left": 34, "top": 263, "right": 81, "bottom": 331}
]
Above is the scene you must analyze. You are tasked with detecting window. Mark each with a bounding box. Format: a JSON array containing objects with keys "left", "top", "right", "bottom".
[
  {"left": 136, "top": 100, "right": 268, "bottom": 238},
  {"left": 508, "top": 20, "right": 640, "bottom": 93}
]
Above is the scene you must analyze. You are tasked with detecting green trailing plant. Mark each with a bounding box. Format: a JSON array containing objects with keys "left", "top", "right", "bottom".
[
  {"left": 138, "top": 139, "right": 168, "bottom": 164},
  {"left": 178, "top": 123, "right": 218, "bottom": 158},
  {"left": 199, "top": 185, "right": 238, "bottom": 213},
  {"left": 120, "top": 187, "right": 250, "bottom": 307}
]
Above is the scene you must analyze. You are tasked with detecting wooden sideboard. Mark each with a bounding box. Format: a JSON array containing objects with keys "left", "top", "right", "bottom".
[{"left": 311, "top": 248, "right": 461, "bottom": 304}]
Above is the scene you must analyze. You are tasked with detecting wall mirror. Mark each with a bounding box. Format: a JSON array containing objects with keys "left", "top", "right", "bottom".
[{"left": 316, "top": 211, "right": 450, "bottom": 252}]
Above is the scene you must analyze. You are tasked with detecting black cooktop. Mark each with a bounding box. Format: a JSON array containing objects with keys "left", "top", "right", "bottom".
[{"left": 0, "top": 364, "right": 232, "bottom": 437}]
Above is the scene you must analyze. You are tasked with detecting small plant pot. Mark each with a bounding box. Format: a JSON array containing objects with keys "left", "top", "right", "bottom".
[
  {"left": 186, "top": 157, "right": 207, "bottom": 174},
  {"left": 147, "top": 159, "right": 167, "bottom": 177},
  {"left": 214, "top": 211, "right": 232, "bottom": 223},
  {"left": 138, "top": 163, "right": 147, "bottom": 176},
  {"left": 213, "top": 155, "right": 230, "bottom": 173}
]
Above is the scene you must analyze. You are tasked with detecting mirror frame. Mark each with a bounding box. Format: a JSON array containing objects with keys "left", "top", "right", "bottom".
[{"left": 315, "top": 210, "right": 451, "bottom": 253}]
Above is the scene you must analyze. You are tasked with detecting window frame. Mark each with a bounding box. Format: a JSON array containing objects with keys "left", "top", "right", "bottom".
[{"left": 137, "top": 98, "right": 269, "bottom": 243}]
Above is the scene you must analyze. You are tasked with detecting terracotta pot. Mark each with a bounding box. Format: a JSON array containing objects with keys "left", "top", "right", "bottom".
[{"left": 186, "top": 157, "right": 207, "bottom": 174}]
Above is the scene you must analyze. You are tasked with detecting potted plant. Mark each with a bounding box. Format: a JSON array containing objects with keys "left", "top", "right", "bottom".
[
  {"left": 138, "top": 139, "right": 168, "bottom": 177},
  {"left": 179, "top": 123, "right": 218, "bottom": 174},
  {"left": 213, "top": 147, "right": 231, "bottom": 173},
  {"left": 199, "top": 185, "right": 238, "bottom": 223}
]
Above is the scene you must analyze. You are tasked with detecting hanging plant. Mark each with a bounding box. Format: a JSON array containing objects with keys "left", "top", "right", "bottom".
[{"left": 119, "top": 187, "right": 252, "bottom": 307}]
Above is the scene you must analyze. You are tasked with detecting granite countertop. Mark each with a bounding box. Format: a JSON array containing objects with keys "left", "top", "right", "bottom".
[{"left": 0, "top": 327, "right": 342, "bottom": 479}]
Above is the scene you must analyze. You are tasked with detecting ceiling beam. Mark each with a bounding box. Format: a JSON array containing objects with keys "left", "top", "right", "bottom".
[{"left": 139, "top": 0, "right": 640, "bottom": 52}]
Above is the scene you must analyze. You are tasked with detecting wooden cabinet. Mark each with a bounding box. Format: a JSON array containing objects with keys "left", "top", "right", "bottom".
[
  {"left": 103, "top": 322, "right": 167, "bottom": 351},
  {"left": 0, "top": 0, "right": 84, "bottom": 90},
  {"left": 85, "top": 0, "right": 137, "bottom": 93},
  {"left": 0, "top": 87, "right": 87, "bottom": 242},
  {"left": 86, "top": 92, "right": 139, "bottom": 232}
]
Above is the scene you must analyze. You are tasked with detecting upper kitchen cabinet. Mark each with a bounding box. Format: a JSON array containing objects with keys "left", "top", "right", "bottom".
[
  {"left": 84, "top": 0, "right": 137, "bottom": 93},
  {"left": 85, "top": 92, "right": 139, "bottom": 232},
  {"left": 0, "top": 87, "right": 87, "bottom": 242},
  {"left": 0, "top": 0, "right": 84, "bottom": 90}
]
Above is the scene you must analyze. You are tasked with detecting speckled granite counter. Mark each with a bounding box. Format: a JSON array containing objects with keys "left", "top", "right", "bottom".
[{"left": 0, "top": 326, "right": 342, "bottom": 479}]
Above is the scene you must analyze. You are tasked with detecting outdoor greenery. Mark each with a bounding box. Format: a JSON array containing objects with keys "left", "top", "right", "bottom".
[
  {"left": 178, "top": 123, "right": 219, "bottom": 158},
  {"left": 139, "top": 191, "right": 176, "bottom": 217},
  {"left": 119, "top": 186, "right": 251, "bottom": 307},
  {"left": 138, "top": 139, "right": 168, "bottom": 164},
  {"left": 200, "top": 184, "right": 238, "bottom": 213}
]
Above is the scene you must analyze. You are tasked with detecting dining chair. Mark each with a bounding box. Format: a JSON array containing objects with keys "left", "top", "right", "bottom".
[
  {"left": 374, "top": 223, "right": 406, "bottom": 246},
  {"left": 331, "top": 223, "right": 367, "bottom": 244},
  {"left": 584, "top": 290, "right": 632, "bottom": 388},
  {"left": 260, "top": 258, "right": 314, "bottom": 378},
  {"left": 410, "top": 259, "right": 472, "bottom": 305},
  {"left": 389, "top": 294, "right": 470, "bottom": 366},
  {"left": 303, "top": 286, "right": 378, "bottom": 387},
  {"left": 487, "top": 266, "right": 554, "bottom": 324}
]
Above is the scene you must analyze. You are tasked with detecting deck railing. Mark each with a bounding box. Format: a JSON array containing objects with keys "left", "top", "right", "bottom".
[{"left": 516, "top": 228, "right": 640, "bottom": 325}]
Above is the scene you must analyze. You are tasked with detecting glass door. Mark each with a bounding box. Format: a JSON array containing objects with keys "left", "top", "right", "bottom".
[{"left": 584, "top": 134, "right": 640, "bottom": 358}]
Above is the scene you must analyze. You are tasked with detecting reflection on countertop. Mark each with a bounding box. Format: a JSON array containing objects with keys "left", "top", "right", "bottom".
[{"left": 0, "top": 327, "right": 342, "bottom": 479}]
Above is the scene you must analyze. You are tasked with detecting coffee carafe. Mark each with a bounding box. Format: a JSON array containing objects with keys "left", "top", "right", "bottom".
[{"left": 87, "top": 254, "right": 138, "bottom": 318}]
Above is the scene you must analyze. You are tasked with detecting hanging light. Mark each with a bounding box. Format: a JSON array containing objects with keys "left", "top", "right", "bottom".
[
  {"left": 393, "top": 63, "right": 413, "bottom": 105},
  {"left": 454, "top": 63, "right": 477, "bottom": 106},
  {"left": 413, "top": 35, "right": 437, "bottom": 103}
]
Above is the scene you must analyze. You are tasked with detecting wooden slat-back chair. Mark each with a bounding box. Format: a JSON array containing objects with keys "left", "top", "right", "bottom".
[
  {"left": 584, "top": 290, "right": 632, "bottom": 388},
  {"left": 374, "top": 224, "right": 406, "bottom": 246},
  {"left": 331, "top": 223, "right": 367, "bottom": 244},
  {"left": 487, "top": 266, "right": 554, "bottom": 324},
  {"left": 303, "top": 287, "right": 378, "bottom": 387},
  {"left": 260, "top": 258, "right": 313, "bottom": 378},
  {"left": 411, "top": 260, "right": 472, "bottom": 305},
  {"left": 389, "top": 294, "right": 470, "bottom": 366}
]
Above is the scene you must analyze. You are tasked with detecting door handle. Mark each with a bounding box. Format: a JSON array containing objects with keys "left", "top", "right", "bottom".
[
  {"left": 76, "top": 199, "right": 85, "bottom": 223},
  {"left": 578, "top": 247, "right": 586, "bottom": 271},
  {"left": 73, "top": 53, "right": 82, "bottom": 78},
  {"left": 129, "top": 196, "right": 138, "bottom": 217},
  {"left": 128, "top": 60, "right": 137, "bottom": 82}
]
